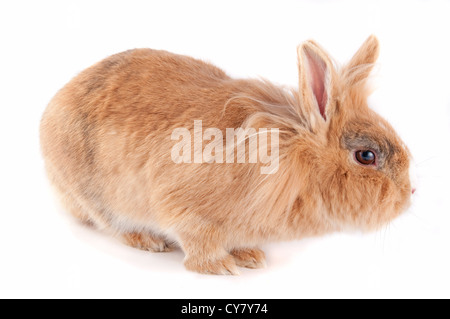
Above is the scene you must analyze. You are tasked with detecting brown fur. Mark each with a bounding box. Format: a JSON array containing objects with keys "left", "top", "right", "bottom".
[{"left": 40, "top": 36, "right": 412, "bottom": 275}]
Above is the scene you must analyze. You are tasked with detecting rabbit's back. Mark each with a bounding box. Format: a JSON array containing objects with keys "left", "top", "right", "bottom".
[{"left": 40, "top": 49, "right": 254, "bottom": 231}]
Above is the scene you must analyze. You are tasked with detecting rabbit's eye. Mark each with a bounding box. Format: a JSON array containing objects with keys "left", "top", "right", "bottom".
[{"left": 355, "top": 150, "right": 376, "bottom": 165}]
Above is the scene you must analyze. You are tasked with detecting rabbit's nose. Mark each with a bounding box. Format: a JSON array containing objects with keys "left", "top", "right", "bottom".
[{"left": 409, "top": 160, "right": 418, "bottom": 196}]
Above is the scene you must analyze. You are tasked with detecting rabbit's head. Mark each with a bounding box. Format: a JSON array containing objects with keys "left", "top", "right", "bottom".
[{"left": 294, "top": 36, "right": 412, "bottom": 231}]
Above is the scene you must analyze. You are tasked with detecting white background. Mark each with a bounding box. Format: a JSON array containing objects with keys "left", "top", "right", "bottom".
[{"left": 1, "top": 0, "right": 449, "bottom": 298}]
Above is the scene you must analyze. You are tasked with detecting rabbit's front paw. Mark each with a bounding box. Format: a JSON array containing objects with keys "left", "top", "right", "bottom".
[
  {"left": 184, "top": 254, "right": 239, "bottom": 275},
  {"left": 231, "top": 248, "right": 266, "bottom": 269}
]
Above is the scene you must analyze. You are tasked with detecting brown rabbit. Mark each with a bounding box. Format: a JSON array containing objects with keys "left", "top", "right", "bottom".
[{"left": 40, "top": 36, "right": 413, "bottom": 275}]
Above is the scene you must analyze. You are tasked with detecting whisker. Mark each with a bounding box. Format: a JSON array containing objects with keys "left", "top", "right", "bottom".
[{"left": 415, "top": 156, "right": 440, "bottom": 166}]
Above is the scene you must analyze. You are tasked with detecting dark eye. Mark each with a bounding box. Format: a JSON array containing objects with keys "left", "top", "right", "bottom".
[{"left": 355, "top": 150, "right": 376, "bottom": 165}]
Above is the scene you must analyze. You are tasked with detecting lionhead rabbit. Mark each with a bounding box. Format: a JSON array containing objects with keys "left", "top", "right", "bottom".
[{"left": 40, "top": 36, "right": 413, "bottom": 275}]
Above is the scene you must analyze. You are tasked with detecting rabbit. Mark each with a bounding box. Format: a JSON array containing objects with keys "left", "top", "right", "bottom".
[{"left": 40, "top": 35, "right": 413, "bottom": 275}]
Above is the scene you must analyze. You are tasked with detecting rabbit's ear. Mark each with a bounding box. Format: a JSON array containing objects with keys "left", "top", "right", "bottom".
[
  {"left": 344, "top": 35, "right": 379, "bottom": 85},
  {"left": 297, "top": 41, "right": 335, "bottom": 123}
]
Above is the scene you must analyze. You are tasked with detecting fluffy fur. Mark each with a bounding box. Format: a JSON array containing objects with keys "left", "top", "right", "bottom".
[{"left": 40, "top": 35, "right": 412, "bottom": 275}]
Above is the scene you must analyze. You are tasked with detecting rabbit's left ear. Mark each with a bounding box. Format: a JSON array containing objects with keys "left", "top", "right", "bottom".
[{"left": 297, "top": 41, "right": 335, "bottom": 125}]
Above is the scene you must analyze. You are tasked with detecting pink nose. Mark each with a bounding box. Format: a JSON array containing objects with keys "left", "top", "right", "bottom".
[{"left": 412, "top": 188, "right": 416, "bottom": 194}]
